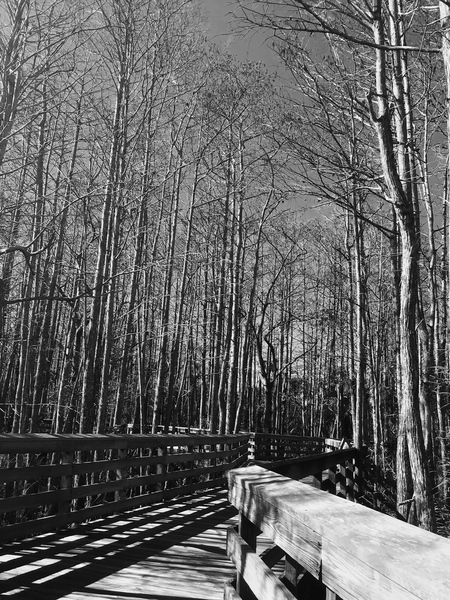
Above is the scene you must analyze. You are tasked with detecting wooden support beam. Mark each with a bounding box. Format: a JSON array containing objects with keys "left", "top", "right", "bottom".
[{"left": 227, "top": 526, "right": 296, "bottom": 600}]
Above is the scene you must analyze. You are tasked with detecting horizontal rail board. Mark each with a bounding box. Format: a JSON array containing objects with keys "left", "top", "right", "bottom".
[
  {"left": 0, "top": 433, "right": 251, "bottom": 454},
  {"left": 253, "top": 433, "right": 325, "bottom": 442},
  {"left": 0, "top": 489, "right": 68, "bottom": 513},
  {"left": 0, "top": 463, "right": 72, "bottom": 483},
  {"left": 0, "top": 442, "right": 246, "bottom": 483}
]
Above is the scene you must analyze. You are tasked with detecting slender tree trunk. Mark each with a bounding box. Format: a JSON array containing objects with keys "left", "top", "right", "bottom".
[
  {"left": 152, "top": 157, "right": 183, "bottom": 432},
  {"left": 440, "top": 0, "right": 450, "bottom": 506},
  {"left": 80, "top": 86, "right": 123, "bottom": 433},
  {"left": 210, "top": 150, "right": 232, "bottom": 433}
]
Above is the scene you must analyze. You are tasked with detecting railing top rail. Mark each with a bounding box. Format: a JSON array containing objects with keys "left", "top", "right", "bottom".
[
  {"left": 0, "top": 432, "right": 251, "bottom": 454},
  {"left": 228, "top": 464, "right": 450, "bottom": 600},
  {"left": 252, "top": 447, "right": 359, "bottom": 480},
  {"left": 251, "top": 433, "right": 327, "bottom": 442}
]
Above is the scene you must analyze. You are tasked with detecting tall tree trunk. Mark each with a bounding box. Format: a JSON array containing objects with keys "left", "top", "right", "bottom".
[
  {"left": 152, "top": 157, "right": 183, "bottom": 433},
  {"left": 440, "top": 0, "right": 450, "bottom": 507},
  {"left": 370, "top": 1, "right": 435, "bottom": 530}
]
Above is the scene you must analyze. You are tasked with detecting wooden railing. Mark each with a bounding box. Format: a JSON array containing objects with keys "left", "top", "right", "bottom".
[
  {"left": 0, "top": 432, "right": 249, "bottom": 544},
  {"left": 257, "top": 446, "right": 363, "bottom": 501},
  {"left": 248, "top": 433, "right": 351, "bottom": 461},
  {"left": 226, "top": 464, "right": 450, "bottom": 600}
]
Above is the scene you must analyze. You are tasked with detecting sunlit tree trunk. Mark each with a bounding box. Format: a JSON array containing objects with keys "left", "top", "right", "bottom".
[
  {"left": 152, "top": 153, "right": 183, "bottom": 432},
  {"left": 370, "top": 0, "right": 435, "bottom": 530},
  {"left": 80, "top": 82, "right": 123, "bottom": 433}
]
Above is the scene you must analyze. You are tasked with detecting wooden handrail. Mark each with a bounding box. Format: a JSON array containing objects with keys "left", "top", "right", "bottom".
[
  {"left": 248, "top": 433, "right": 328, "bottom": 461},
  {"left": 0, "top": 433, "right": 250, "bottom": 543},
  {"left": 227, "top": 464, "right": 450, "bottom": 600}
]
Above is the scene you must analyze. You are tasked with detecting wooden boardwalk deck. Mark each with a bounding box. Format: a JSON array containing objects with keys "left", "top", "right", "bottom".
[{"left": 0, "top": 489, "right": 239, "bottom": 600}]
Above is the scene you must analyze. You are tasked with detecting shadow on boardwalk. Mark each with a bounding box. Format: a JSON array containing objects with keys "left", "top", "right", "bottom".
[{"left": 0, "top": 490, "right": 238, "bottom": 600}]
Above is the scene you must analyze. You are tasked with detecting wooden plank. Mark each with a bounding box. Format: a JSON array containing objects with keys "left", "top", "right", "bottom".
[
  {"left": 228, "top": 465, "right": 450, "bottom": 600},
  {"left": 66, "top": 445, "right": 240, "bottom": 478},
  {"left": 0, "top": 489, "right": 239, "bottom": 600},
  {"left": 0, "top": 489, "right": 68, "bottom": 513},
  {"left": 253, "top": 433, "right": 325, "bottom": 443},
  {"left": 227, "top": 526, "right": 296, "bottom": 600},
  {"left": 0, "top": 462, "right": 72, "bottom": 483},
  {"left": 0, "top": 433, "right": 251, "bottom": 454}
]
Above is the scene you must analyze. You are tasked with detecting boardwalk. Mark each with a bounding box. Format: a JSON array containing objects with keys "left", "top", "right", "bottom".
[{"left": 0, "top": 489, "right": 239, "bottom": 600}]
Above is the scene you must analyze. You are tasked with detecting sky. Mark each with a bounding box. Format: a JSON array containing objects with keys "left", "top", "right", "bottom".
[{"left": 200, "top": 0, "right": 280, "bottom": 68}]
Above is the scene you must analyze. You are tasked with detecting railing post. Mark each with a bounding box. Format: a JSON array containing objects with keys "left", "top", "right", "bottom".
[
  {"left": 208, "top": 442, "right": 217, "bottom": 483},
  {"left": 354, "top": 447, "right": 366, "bottom": 501},
  {"left": 58, "top": 451, "right": 74, "bottom": 526},
  {"left": 312, "top": 471, "right": 322, "bottom": 490},
  {"left": 323, "top": 466, "right": 336, "bottom": 495},
  {"left": 186, "top": 444, "right": 194, "bottom": 487},
  {"left": 115, "top": 446, "right": 128, "bottom": 504},
  {"left": 336, "top": 462, "right": 346, "bottom": 498},
  {"left": 156, "top": 445, "right": 167, "bottom": 499},
  {"left": 345, "top": 458, "right": 355, "bottom": 502},
  {"left": 237, "top": 514, "right": 258, "bottom": 600}
]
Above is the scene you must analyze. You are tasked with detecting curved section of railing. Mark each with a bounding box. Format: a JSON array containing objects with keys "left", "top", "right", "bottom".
[
  {"left": 0, "top": 433, "right": 250, "bottom": 544},
  {"left": 255, "top": 446, "right": 363, "bottom": 501},
  {"left": 247, "top": 433, "right": 351, "bottom": 462},
  {"left": 226, "top": 464, "right": 450, "bottom": 600}
]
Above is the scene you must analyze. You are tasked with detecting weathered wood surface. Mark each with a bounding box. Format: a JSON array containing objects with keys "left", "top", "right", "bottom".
[
  {"left": 0, "top": 489, "right": 239, "bottom": 600},
  {"left": 228, "top": 465, "right": 450, "bottom": 600}
]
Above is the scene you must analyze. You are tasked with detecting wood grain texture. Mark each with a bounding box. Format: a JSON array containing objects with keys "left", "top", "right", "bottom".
[{"left": 228, "top": 465, "right": 450, "bottom": 600}]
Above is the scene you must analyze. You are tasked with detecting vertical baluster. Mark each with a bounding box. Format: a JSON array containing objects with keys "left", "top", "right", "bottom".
[
  {"left": 208, "top": 442, "right": 216, "bottom": 482},
  {"left": 312, "top": 470, "right": 322, "bottom": 490},
  {"left": 58, "top": 451, "right": 74, "bottom": 527},
  {"left": 337, "top": 462, "right": 346, "bottom": 498},
  {"left": 354, "top": 450, "right": 365, "bottom": 500},
  {"left": 115, "top": 446, "right": 127, "bottom": 504},
  {"left": 156, "top": 445, "right": 167, "bottom": 499},
  {"left": 325, "top": 467, "right": 336, "bottom": 495},
  {"left": 186, "top": 444, "right": 194, "bottom": 486},
  {"left": 345, "top": 458, "right": 355, "bottom": 502}
]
